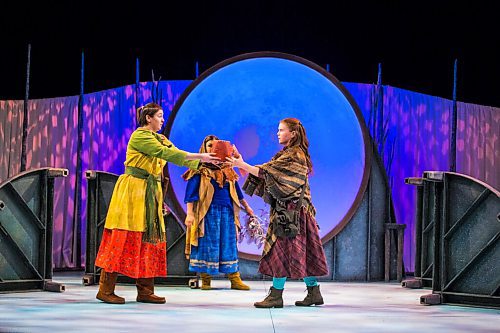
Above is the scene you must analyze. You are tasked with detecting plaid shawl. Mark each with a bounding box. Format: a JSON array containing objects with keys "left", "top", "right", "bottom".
[{"left": 243, "top": 146, "right": 316, "bottom": 255}]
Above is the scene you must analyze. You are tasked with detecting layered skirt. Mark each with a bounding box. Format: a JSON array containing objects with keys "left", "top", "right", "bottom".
[
  {"left": 95, "top": 229, "right": 166, "bottom": 279},
  {"left": 258, "top": 207, "right": 328, "bottom": 279},
  {"left": 189, "top": 204, "right": 239, "bottom": 275}
]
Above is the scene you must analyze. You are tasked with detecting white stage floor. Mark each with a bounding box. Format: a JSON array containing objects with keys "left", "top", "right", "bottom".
[{"left": 0, "top": 272, "right": 498, "bottom": 333}]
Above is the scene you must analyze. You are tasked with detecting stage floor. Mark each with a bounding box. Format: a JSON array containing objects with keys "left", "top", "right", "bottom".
[{"left": 0, "top": 272, "right": 498, "bottom": 333}]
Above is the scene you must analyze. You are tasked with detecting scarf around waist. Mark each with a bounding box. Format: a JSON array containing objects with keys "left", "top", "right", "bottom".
[{"left": 125, "top": 166, "right": 165, "bottom": 243}]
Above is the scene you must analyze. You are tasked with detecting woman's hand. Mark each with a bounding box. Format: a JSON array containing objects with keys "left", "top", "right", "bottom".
[
  {"left": 226, "top": 155, "right": 243, "bottom": 167},
  {"left": 185, "top": 214, "right": 194, "bottom": 227},
  {"left": 226, "top": 145, "right": 261, "bottom": 177},
  {"left": 226, "top": 146, "right": 244, "bottom": 167},
  {"left": 240, "top": 199, "right": 255, "bottom": 217},
  {"left": 199, "top": 152, "right": 220, "bottom": 163},
  {"left": 245, "top": 206, "right": 255, "bottom": 217}
]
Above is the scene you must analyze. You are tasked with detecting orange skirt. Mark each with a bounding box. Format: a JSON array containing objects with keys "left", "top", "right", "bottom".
[{"left": 95, "top": 228, "right": 167, "bottom": 279}]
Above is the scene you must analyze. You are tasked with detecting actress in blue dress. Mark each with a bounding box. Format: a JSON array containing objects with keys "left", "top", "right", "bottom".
[{"left": 183, "top": 135, "right": 254, "bottom": 290}]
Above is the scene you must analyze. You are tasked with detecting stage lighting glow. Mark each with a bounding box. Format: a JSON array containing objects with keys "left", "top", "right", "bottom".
[{"left": 167, "top": 53, "right": 369, "bottom": 258}]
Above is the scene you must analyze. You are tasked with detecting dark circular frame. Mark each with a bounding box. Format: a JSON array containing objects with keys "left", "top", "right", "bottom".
[{"left": 163, "top": 51, "right": 373, "bottom": 261}]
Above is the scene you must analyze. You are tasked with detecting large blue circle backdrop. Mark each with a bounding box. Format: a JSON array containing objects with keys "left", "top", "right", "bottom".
[{"left": 165, "top": 52, "right": 371, "bottom": 259}]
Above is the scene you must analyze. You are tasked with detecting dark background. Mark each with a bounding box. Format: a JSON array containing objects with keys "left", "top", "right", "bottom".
[{"left": 1, "top": 1, "right": 499, "bottom": 107}]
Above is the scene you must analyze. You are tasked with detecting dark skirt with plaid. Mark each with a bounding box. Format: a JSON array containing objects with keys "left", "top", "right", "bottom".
[{"left": 258, "top": 207, "right": 329, "bottom": 279}]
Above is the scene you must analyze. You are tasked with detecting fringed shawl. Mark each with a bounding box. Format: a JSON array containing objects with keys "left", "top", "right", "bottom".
[
  {"left": 182, "top": 164, "right": 239, "bottom": 187},
  {"left": 243, "top": 146, "right": 316, "bottom": 255}
]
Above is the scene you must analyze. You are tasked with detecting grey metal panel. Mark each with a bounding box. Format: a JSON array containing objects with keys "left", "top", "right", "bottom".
[
  {"left": 238, "top": 258, "right": 262, "bottom": 279},
  {"left": 420, "top": 180, "right": 437, "bottom": 288},
  {"left": 0, "top": 231, "right": 36, "bottom": 280},
  {"left": 367, "top": 153, "right": 389, "bottom": 281},
  {"left": 322, "top": 238, "right": 334, "bottom": 281},
  {"left": 334, "top": 190, "right": 369, "bottom": 281},
  {"left": 164, "top": 214, "right": 190, "bottom": 276},
  {"left": 0, "top": 184, "right": 42, "bottom": 270},
  {"left": 416, "top": 172, "right": 499, "bottom": 308},
  {"left": 437, "top": 173, "right": 500, "bottom": 307},
  {"left": 331, "top": 148, "right": 392, "bottom": 282},
  {"left": 0, "top": 168, "right": 67, "bottom": 292},
  {"left": 11, "top": 174, "right": 42, "bottom": 218}
]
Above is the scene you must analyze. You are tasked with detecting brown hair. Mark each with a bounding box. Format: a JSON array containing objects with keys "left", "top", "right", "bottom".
[
  {"left": 136, "top": 102, "right": 162, "bottom": 126},
  {"left": 280, "top": 118, "right": 313, "bottom": 174},
  {"left": 199, "top": 134, "right": 219, "bottom": 153}
]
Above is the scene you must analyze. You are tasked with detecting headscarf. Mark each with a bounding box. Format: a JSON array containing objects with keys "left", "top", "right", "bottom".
[{"left": 182, "top": 135, "right": 239, "bottom": 186}]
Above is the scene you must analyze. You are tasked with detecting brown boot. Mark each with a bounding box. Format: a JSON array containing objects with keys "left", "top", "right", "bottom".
[
  {"left": 228, "top": 272, "right": 250, "bottom": 290},
  {"left": 200, "top": 273, "right": 212, "bottom": 290},
  {"left": 254, "top": 287, "right": 284, "bottom": 308},
  {"left": 136, "top": 278, "right": 166, "bottom": 304},
  {"left": 96, "top": 271, "right": 125, "bottom": 304},
  {"left": 295, "top": 285, "right": 324, "bottom": 306}
]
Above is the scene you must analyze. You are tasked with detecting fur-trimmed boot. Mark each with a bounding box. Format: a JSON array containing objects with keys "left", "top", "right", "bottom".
[
  {"left": 228, "top": 272, "right": 250, "bottom": 290},
  {"left": 136, "top": 278, "right": 166, "bottom": 304},
  {"left": 200, "top": 273, "right": 212, "bottom": 290},
  {"left": 295, "top": 285, "right": 324, "bottom": 306},
  {"left": 254, "top": 287, "right": 284, "bottom": 308},
  {"left": 96, "top": 271, "right": 125, "bottom": 304}
]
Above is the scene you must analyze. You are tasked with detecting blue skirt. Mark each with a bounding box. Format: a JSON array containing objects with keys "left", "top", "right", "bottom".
[{"left": 189, "top": 204, "right": 239, "bottom": 275}]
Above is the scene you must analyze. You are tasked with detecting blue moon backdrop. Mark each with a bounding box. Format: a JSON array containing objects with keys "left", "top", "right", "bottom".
[{"left": 168, "top": 55, "right": 368, "bottom": 257}]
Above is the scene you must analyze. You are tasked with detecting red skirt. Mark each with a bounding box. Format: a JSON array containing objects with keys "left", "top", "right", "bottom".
[
  {"left": 95, "top": 228, "right": 167, "bottom": 279},
  {"left": 258, "top": 208, "right": 329, "bottom": 279}
]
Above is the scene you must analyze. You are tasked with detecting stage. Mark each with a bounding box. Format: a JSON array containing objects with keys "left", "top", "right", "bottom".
[{"left": 0, "top": 272, "right": 498, "bottom": 333}]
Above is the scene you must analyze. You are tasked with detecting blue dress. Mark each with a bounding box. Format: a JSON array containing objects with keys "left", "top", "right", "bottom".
[{"left": 185, "top": 174, "right": 244, "bottom": 275}]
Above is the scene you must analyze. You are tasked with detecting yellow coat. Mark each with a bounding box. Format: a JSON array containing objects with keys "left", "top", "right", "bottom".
[{"left": 104, "top": 128, "right": 199, "bottom": 232}]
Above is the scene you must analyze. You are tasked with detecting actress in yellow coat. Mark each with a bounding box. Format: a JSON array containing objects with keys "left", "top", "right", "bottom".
[{"left": 95, "top": 102, "right": 219, "bottom": 304}]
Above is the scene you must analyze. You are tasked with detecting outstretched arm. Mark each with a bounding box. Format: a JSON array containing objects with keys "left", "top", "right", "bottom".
[
  {"left": 129, "top": 130, "right": 220, "bottom": 167},
  {"left": 227, "top": 154, "right": 260, "bottom": 177},
  {"left": 186, "top": 152, "right": 220, "bottom": 163}
]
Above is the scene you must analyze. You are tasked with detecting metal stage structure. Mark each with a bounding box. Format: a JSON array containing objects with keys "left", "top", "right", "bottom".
[
  {"left": 0, "top": 168, "right": 68, "bottom": 293},
  {"left": 405, "top": 171, "right": 499, "bottom": 308}
]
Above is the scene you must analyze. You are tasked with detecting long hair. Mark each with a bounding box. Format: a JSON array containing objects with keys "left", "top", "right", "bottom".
[
  {"left": 136, "top": 102, "right": 162, "bottom": 127},
  {"left": 280, "top": 118, "right": 313, "bottom": 174}
]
